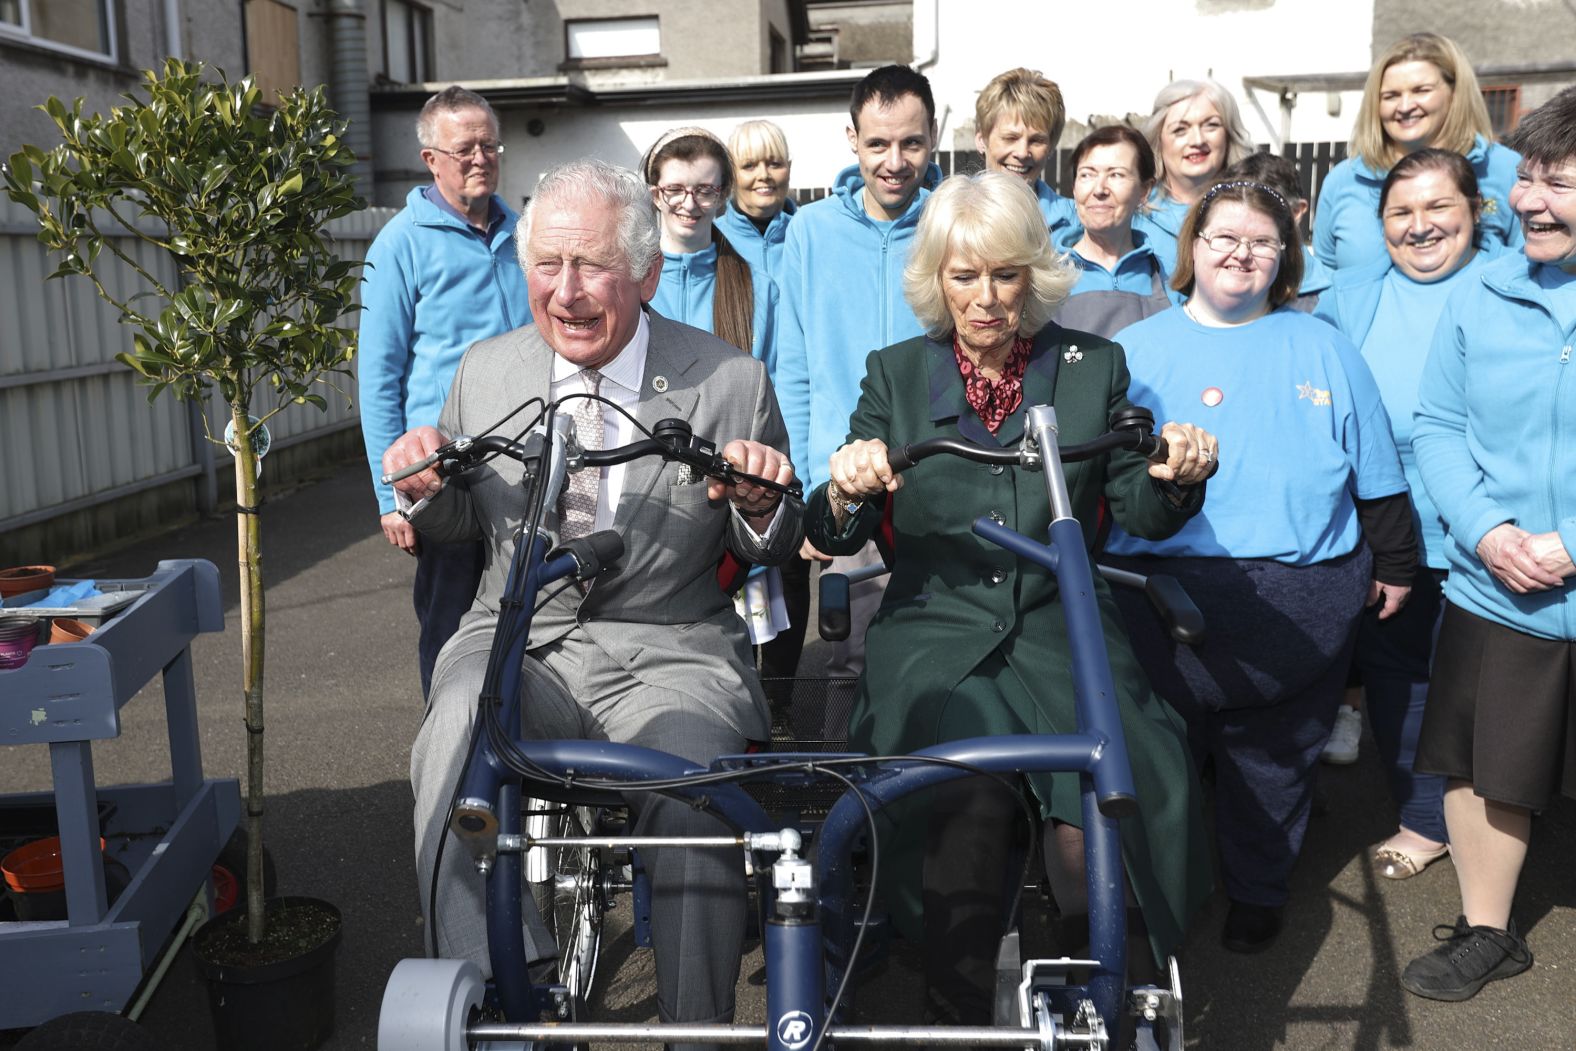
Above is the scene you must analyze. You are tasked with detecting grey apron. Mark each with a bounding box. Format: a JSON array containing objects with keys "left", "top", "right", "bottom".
[{"left": 1055, "top": 255, "right": 1173, "bottom": 339}]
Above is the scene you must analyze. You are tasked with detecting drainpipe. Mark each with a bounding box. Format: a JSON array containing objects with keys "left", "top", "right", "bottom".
[
  {"left": 164, "top": 0, "right": 182, "bottom": 58},
  {"left": 322, "top": 0, "right": 375, "bottom": 193},
  {"left": 911, "top": 0, "right": 951, "bottom": 153}
]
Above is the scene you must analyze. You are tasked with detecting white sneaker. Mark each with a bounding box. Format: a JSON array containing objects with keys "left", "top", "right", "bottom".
[{"left": 1322, "top": 705, "right": 1362, "bottom": 765}]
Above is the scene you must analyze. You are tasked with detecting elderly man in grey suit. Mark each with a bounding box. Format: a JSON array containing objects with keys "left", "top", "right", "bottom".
[{"left": 383, "top": 158, "right": 802, "bottom": 1041}]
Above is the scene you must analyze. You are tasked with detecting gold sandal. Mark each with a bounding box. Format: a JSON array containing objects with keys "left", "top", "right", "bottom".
[{"left": 1374, "top": 838, "right": 1449, "bottom": 880}]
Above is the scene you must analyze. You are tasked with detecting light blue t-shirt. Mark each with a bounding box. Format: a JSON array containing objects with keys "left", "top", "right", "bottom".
[
  {"left": 1106, "top": 307, "right": 1406, "bottom": 564},
  {"left": 1361, "top": 270, "right": 1464, "bottom": 568}
]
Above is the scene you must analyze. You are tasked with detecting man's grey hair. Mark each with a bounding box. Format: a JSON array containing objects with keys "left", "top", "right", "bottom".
[
  {"left": 415, "top": 86, "right": 498, "bottom": 148},
  {"left": 517, "top": 159, "right": 663, "bottom": 282}
]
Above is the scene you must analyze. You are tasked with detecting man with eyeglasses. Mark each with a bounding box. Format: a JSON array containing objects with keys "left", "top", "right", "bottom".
[{"left": 359, "top": 85, "right": 533, "bottom": 701}]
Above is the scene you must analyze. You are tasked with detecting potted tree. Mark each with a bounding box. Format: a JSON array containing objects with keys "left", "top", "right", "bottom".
[{"left": 3, "top": 60, "right": 363, "bottom": 1049}]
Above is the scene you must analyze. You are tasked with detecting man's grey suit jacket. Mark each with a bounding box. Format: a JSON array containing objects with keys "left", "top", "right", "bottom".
[{"left": 412, "top": 310, "right": 803, "bottom": 738}]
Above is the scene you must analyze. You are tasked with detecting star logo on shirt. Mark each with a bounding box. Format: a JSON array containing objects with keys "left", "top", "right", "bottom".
[{"left": 1296, "top": 380, "right": 1332, "bottom": 407}]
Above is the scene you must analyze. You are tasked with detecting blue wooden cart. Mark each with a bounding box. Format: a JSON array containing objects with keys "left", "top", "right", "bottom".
[{"left": 0, "top": 559, "right": 239, "bottom": 1028}]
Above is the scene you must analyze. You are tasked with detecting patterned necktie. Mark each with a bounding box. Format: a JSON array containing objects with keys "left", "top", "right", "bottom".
[{"left": 558, "top": 368, "right": 604, "bottom": 542}]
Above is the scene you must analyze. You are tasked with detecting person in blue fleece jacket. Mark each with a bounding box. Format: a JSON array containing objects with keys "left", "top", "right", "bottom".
[
  {"left": 359, "top": 86, "right": 531, "bottom": 699},
  {"left": 1400, "top": 87, "right": 1576, "bottom": 1004},
  {"left": 1134, "top": 78, "right": 1256, "bottom": 272},
  {"left": 1314, "top": 147, "right": 1502, "bottom": 889},
  {"left": 1052, "top": 124, "right": 1180, "bottom": 337},
  {"left": 972, "top": 67, "right": 1078, "bottom": 234},
  {"left": 774, "top": 64, "right": 940, "bottom": 681},
  {"left": 718, "top": 120, "right": 798, "bottom": 284},
  {"left": 1313, "top": 32, "right": 1522, "bottom": 271},
  {"left": 641, "top": 127, "right": 776, "bottom": 372}
]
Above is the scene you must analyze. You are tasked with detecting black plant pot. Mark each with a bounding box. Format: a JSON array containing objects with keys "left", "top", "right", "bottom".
[{"left": 192, "top": 895, "right": 342, "bottom": 1051}]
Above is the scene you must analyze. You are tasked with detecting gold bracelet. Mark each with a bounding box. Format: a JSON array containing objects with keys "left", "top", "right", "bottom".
[{"left": 827, "top": 486, "right": 863, "bottom": 516}]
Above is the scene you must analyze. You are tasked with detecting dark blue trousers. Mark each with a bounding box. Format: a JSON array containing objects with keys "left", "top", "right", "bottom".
[
  {"left": 413, "top": 536, "right": 485, "bottom": 700},
  {"left": 1353, "top": 567, "right": 1448, "bottom": 842},
  {"left": 1107, "top": 548, "right": 1371, "bottom": 907}
]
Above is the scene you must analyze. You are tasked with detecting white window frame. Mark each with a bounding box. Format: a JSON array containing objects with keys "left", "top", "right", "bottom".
[
  {"left": 565, "top": 16, "right": 661, "bottom": 62},
  {"left": 381, "top": 0, "right": 434, "bottom": 84},
  {"left": 0, "top": 0, "right": 118, "bottom": 64}
]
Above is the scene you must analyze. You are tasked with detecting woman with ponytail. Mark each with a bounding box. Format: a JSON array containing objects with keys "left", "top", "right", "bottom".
[{"left": 642, "top": 127, "right": 777, "bottom": 373}]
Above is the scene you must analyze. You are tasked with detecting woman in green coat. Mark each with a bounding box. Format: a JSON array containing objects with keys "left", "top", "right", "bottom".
[{"left": 803, "top": 171, "right": 1217, "bottom": 1025}]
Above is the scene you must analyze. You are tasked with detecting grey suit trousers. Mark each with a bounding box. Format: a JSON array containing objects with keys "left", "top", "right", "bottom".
[{"left": 411, "top": 616, "right": 749, "bottom": 1030}]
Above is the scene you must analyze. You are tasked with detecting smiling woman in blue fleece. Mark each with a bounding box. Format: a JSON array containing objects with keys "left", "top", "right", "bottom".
[
  {"left": 1398, "top": 84, "right": 1576, "bottom": 1006},
  {"left": 1313, "top": 32, "right": 1522, "bottom": 271}
]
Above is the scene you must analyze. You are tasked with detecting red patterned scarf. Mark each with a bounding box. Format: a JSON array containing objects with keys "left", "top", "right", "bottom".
[{"left": 954, "top": 334, "right": 1032, "bottom": 433}]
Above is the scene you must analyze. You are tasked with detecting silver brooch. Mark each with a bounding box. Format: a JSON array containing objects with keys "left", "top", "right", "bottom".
[
  {"left": 652, "top": 375, "right": 669, "bottom": 393},
  {"left": 1063, "top": 345, "right": 1083, "bottom": 364}
]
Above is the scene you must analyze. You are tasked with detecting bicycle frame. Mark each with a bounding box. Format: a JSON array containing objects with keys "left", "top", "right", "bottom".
[{"left": 386, "top": 402, "right": 1183, "bottom": 1051}]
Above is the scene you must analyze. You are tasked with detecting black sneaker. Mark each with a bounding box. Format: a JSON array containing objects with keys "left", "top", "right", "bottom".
[{"left": 1401, "top": 916, "right": 1532, "bottom": 1002}]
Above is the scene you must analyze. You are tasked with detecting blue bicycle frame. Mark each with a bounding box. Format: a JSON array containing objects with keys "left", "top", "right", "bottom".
[{"left": 412, "top": 402, "right": 1181, "bottom": 1050}]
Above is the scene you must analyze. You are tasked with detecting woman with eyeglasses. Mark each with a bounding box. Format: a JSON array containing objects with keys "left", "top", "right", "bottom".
[
  {"left": 641, "top": 127, "right": 777, "bottom": 371},
  {"left": 1102, "top": 180, "right": 1417, "bottom": 955},
  {"left": 1314, "top": 32, "right": 1522, "bottom": 270},
  {"left": 1313, "top": 148, "right": 1503, "bottom": 886}
]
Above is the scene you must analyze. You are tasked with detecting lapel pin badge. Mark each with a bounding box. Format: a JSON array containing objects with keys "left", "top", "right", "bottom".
[
  {"left": 652, "top": 375, "right": 669, "bottom": 393},
  {"left": 1063, "top": 345, "right": 1083, "bottom": 364}
]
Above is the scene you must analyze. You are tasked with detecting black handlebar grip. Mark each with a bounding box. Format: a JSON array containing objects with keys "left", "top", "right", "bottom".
[
  {"left": 885, "top": 444, "right": 915, "bottom": 473},
  {"left": 1145, "top": 573, "right": 1206, "bottom": 645},
  {"left": 1146, "top": 435, "right": 1170, "bottom": 464},
  {"left": 818, "top": 573, "right": 852, "bottom": 641}
]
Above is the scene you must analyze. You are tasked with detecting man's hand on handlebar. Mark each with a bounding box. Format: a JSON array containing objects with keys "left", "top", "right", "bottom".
[
  {"left": 829, "top": 439, "right": 905, "bottom": 503},
  {"left": 710, "top": 440, "right": 796, "bottom": 520},
  {"left": 1148, "top": 422, "right": 1219, "bottom": 486},
  {"left": 383, "top": 426, "right": 451, "bottom": 505}
]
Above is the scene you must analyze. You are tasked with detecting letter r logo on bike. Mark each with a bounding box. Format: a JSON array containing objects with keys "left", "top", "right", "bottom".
[{"left": 775, "top": 1010, "right": 814, "bottom": 1050}]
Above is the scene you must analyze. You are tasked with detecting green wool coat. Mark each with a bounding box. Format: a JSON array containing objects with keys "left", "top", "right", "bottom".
[{"left": 805, "top": 324, "right": 1214, "bottom": 960}]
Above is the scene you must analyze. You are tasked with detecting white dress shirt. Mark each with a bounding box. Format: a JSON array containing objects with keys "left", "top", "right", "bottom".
[{"left": 548, "top": 311, "right": 784, "bottom": 540}]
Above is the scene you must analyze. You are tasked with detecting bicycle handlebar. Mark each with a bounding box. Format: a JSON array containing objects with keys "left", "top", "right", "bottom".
[
  {"left": 884, "top": 415, "right": 1168, "bottom": 474},
  {"left": 383, "top": 417, "right": 803, "bottom": 499}
]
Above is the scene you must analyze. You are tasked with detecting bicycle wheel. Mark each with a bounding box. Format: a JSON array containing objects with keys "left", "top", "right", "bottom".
[{"left": 527, "top": 803, "right": 604, "bottom": 1004}]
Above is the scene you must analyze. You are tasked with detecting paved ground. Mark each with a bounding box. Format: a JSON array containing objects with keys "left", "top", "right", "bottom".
[{"left": 2, "top": 459, "right": 1573, "bottom": 1049}]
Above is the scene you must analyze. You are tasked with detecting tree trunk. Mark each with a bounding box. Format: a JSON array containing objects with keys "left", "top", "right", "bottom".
[{"left": 231, "top": 402, "right": 268, "bottom": 944}]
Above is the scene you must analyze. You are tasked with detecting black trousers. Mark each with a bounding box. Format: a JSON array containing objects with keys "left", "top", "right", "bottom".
[{"left": 412, "top": 536, "right": 485, "bottom": 700}]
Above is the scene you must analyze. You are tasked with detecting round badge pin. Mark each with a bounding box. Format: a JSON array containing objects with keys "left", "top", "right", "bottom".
[
  {"left": 652, "top": 375, "right": 669, "bottom": 393},
  {"left": 1201, "top": 387, "right": 1223, "bottom": 407}
]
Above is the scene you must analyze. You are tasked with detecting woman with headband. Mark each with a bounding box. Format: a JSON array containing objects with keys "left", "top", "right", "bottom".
[
  {"left": 1102, "top": 179, "right": 1417, "bottom": 954},
  {"left": 641, "top": 127, "right": 777, "bottom": 371}
]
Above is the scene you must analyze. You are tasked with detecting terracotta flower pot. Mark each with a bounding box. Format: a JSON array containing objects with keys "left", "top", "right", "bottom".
[
  {"left": 0, "top": 565, "right": 55, "bottom": 600},
  {"left": 49, "top": 618, "right": 93, "bottom": 644}
]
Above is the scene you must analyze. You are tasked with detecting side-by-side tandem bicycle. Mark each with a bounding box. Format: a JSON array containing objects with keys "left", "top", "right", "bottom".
[{"left": 378, "top": 395, "right": 1199, "bottom": 1051}]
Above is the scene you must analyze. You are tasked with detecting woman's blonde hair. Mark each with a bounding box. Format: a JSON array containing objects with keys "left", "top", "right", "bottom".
[
  {"left": 904, "top": 171, "right": 1078, "bottom": 340},
  {"left": 726, "top": 119, "right": 791, "bottom": 168},
  {"left": 1142, "top": 79, "right": 1255, "bottom": 196},
  {"left": 1350, "top": 33, "right": 1494, "bottom": 172},
  {"left": 975, "top": 68, "right": 1066, "bottom": 145}
]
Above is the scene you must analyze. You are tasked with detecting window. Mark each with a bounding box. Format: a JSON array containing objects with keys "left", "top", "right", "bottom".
[
  {"left": 245, "top": 0, "right": 300, "bottom": 103},
  {"left": 565, "top": 16, "right": 660, "bottom": 62},
  {"left": 382, "top": 0, "right": 432, "bottom": 84},
  {"left": 1482, "top": 85, "right": 1521, "bottom": 138},
  {"left": 769, "top": 26, "right": 787, "bottom": 74},
  {"left": 0, "top": 0, "right": 116, "bottom": 61}
]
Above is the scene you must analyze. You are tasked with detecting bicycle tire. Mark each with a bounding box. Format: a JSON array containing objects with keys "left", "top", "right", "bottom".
[{"left": 528, "top": 803, "right": 604, "bottom": 1005}]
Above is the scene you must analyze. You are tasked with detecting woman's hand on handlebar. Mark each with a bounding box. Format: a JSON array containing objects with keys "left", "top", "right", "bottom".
[
  {"left": 383, "top": 426, "right": 451, "bottom": 504},
  {"left": 710, "top": 440, "right": 796, "bottom": 520},
  {"left": 829, "top": 439, "right": 904, "bottom": 501},
  {"left": 1148, "top": 422, "right": 1219, "bottom": 486}
]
